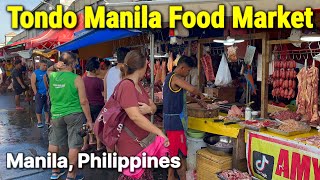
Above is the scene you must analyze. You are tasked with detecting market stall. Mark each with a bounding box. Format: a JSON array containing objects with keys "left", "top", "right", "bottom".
[{"left": 186, "top": 26, "right": 320, "bottom": 180}]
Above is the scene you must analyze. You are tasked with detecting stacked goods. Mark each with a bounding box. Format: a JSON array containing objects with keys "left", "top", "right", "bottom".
[
  {"left": 296, "top": 65, "right": 319, "bottom": 122},
  {"left": 201, "top": 53, "right": 215, "bottom": 81},
  {"left": 272, "top": 60, "right": 297, "bottom": 99}
]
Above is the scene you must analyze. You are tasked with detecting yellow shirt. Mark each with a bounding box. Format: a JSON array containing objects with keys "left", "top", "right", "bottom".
[{"left": 5, "top": 64, "right": 13, "bottom": 77}]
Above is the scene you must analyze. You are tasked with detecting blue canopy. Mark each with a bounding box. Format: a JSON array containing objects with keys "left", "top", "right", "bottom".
[{"left": 55, "top": 29, "right": 141, "bottom": 52}]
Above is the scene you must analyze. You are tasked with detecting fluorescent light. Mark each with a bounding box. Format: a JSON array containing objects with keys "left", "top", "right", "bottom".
[
  {"left": 153, "top": 53, "right": 169, "bottom": 59},
  {"left": 300, "top": 34, "right": 320, "bottom": 42},
  {"left": 234, "top": 40, "right": 245, "bottom": 43},
  {"left": 223, "top": 42, "right": 234, "bottom": 46},
  {"left": 213, "top": 36, "right": 244, "bottom": 46}
]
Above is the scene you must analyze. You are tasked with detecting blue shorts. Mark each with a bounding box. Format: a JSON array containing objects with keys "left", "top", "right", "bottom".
[{"left": 35, "top": 93, "right": 49, "bottom": 114}]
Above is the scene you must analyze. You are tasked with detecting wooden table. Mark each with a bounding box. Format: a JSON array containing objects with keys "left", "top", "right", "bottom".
[{"left": 188, "top": 114, "right": 247, "bottom": 171}]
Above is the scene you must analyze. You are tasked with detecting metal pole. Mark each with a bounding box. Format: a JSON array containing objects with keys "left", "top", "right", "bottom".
[{"left": 150, "top": 32, "right": 155, "bottom": 123}]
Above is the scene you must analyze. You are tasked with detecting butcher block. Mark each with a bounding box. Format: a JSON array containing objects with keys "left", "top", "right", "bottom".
[
  {"left": 205, "top": 87, "right": 236, "bottom": 103},
  {"left": 187, "top": 103, "right": 219, "bottom": 118}
]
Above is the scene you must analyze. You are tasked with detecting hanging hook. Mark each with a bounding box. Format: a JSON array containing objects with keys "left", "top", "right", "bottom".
[
  {"left": 308, "top": 42, "right": 314, "bottom": 58},
  {"left": 290, "top": 53, "right": 294, "bottom": 60}
]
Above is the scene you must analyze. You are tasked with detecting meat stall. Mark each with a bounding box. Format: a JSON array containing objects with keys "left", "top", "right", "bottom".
[{"left": 187, "top": 32, "right": 320, "bottom": 180}]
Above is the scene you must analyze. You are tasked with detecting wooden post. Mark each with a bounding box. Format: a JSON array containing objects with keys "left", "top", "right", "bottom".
[
  {"left": 232, "top": 129, "right": 246, "bottom": 171},
  {"left": 261, "top": 32, "right": 270, "bottom": 118}
]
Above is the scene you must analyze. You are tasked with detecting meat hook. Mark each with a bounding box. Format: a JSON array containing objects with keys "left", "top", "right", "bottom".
[{"left": 296, "top": 53, "right": 302, "bottom": 60}]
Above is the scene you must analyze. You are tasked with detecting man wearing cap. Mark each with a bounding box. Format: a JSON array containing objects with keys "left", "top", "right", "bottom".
[{"left": 11, "top": 59, "right": 27, "bottom": 110}]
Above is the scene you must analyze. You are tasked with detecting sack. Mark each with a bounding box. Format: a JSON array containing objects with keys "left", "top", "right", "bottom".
[
  {"left": 93, "top": 79, "right": 133, "bottom": 151},
  {"left": 214, "top": 54, "right": 232, "bottom": 87},
  {"left": 124, "top": 126, "right": 156, "bottom": 148}
]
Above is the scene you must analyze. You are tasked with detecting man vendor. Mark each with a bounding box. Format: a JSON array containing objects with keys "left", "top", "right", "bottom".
[{"left": 163, "top": 55, "right": 210, "bottom": 180}]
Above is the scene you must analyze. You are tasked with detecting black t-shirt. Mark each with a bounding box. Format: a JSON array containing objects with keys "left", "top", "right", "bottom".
[{"left": 12, "top": 68, "right": 24, "bottom": 88}]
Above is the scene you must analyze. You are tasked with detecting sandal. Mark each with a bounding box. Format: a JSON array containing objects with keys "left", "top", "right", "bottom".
[
  {"left": 95, "top": 146, "right": 106, "bottom": 153},
  {"left": 66, "top": 175, "right": 84, "bottom": 180},
  {"left": 50, "top": 170, "right": 66, "bottom": 180},
  {"left": 80, "top": 144, "right": 90, "bottom": 152}
]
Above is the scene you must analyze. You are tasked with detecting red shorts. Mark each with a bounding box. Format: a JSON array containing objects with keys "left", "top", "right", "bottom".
[{"left": 166, "top": 130, "right": 187, "bottom": 157}]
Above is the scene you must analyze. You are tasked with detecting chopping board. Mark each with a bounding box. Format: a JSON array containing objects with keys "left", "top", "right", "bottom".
[{"left": 187, "top": 103, "right": 219, "bottom": 118}]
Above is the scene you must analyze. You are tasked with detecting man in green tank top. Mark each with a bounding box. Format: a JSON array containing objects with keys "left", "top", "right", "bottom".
[{"left": 47, "top": 52, "right": 93, "bottom": 180}]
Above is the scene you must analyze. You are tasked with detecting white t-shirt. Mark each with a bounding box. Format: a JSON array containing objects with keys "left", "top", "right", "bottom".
[{"left": 105, "top": 66, "right": 122, "bottom": 101}]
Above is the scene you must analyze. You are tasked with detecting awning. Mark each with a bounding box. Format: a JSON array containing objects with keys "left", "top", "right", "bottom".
[
  {"left": 16, "top": 49, "right": 33, "bottom": 59},
  {"left": 55, "top": 29, "right": 141, "bottom": 52},
  {"left": 8, "top": 13, "right": 84, "bottom": 49}
]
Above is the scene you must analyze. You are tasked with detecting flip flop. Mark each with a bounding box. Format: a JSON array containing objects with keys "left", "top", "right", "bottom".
[
  {"left": 66, "top": 175, "right": 84, "bottom": 180},
  {"left": 51, "top": 170, "right": 66, "bottom": 180},
  {"left": 80, "top": 145, "right": 91, "bottom": 152},
  {"left": 95, "top": 146, "right": 106, "bottom": 153}
]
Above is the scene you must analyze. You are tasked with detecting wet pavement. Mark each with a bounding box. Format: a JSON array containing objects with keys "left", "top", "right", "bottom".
[{"left": 0, "top": 94, "right": 167, "bottom": 180}]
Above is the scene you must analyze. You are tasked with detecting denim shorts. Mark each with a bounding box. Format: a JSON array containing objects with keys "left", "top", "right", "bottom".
[{"left": 35, "top": 93, "right": 49, "bottom": 114}]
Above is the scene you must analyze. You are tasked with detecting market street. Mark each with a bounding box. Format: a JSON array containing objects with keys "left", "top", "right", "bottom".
[{"left": 0, "top": 94, "right": 121, "bottom": 180}]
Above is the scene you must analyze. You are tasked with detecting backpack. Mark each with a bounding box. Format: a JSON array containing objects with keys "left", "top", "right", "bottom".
[{"left": 93, "top": 79, "right": 133, "bottom": 151}]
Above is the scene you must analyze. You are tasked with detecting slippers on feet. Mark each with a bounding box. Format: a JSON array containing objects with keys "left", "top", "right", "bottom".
[
  {"left": 66, "top": 175, "right": 84, "bottom": 180},
  {"left": 95, "top": 146, "right": 106, "bottom": 153},
  {"left": 50, "top": 170, "right": 66, "bottom": 180},
  {"left": 80, "top": 145, "right": 90, "bottom": 152}
]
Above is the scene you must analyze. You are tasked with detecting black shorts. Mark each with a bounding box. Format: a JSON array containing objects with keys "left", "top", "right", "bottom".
[
  {"left": 90, "top": 104, "right": 104, "bottom": 123},
  {"left": 35, "top": 93, "right": 49, "bottom": 114},
  {"left": 14, "top": 85, "right": 26, "bottom": 95}
]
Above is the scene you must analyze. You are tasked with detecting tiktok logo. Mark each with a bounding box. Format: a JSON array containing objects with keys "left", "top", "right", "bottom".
[
  {"left": 255, "top": 155, "right": 269, "bottom": 171},
  {"left": 253, "top": 151, "right": 274, "bottom": 180}
]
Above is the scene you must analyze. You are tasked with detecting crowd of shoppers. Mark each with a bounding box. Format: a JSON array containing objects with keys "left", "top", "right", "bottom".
[{"left": 1, "top": 47, "right": 208, "bottom": 180}]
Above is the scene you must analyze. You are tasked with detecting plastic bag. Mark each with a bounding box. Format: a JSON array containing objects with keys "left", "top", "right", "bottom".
[
  {"left": 215, "top": 54, "right": 232, "bottom": 87},
  {"left": 227, "top": 46, "right": 238, "bottom": 62}
]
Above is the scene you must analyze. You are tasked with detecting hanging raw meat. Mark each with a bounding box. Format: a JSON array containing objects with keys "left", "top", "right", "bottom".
[
  {"left": 201, "top": 53, "right": 215, "bottom": 81},
  {"left": 167, "top": 52, "right": 173, "bottom": 72},
  {"left": 272, "top": 58, "right": 297, "bottom": 99},
  {"left": 296, "top": 64, "right": 319, "bottom": 123}
]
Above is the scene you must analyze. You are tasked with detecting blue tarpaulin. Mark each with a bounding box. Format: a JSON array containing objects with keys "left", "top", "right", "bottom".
[{"left": 55, "top": 29, "right": 141, "bottom": 52}]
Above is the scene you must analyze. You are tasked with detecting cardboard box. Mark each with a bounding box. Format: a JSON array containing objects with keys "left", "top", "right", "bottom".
[{"left": 205, "top": 87, "right": 237, "bottom": 103}]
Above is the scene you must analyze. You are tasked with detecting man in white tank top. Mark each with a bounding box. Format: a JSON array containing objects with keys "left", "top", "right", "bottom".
[{"left": 104, "top": 47, "right": 130, "bottom": 101}]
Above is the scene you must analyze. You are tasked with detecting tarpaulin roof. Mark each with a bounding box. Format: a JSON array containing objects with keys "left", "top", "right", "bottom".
[
  {"left": 55, "top": 29, "right": 141, "bottom": 52},
  {"left": 9, "top": 13, "right": 84, "bottom": 49}
]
